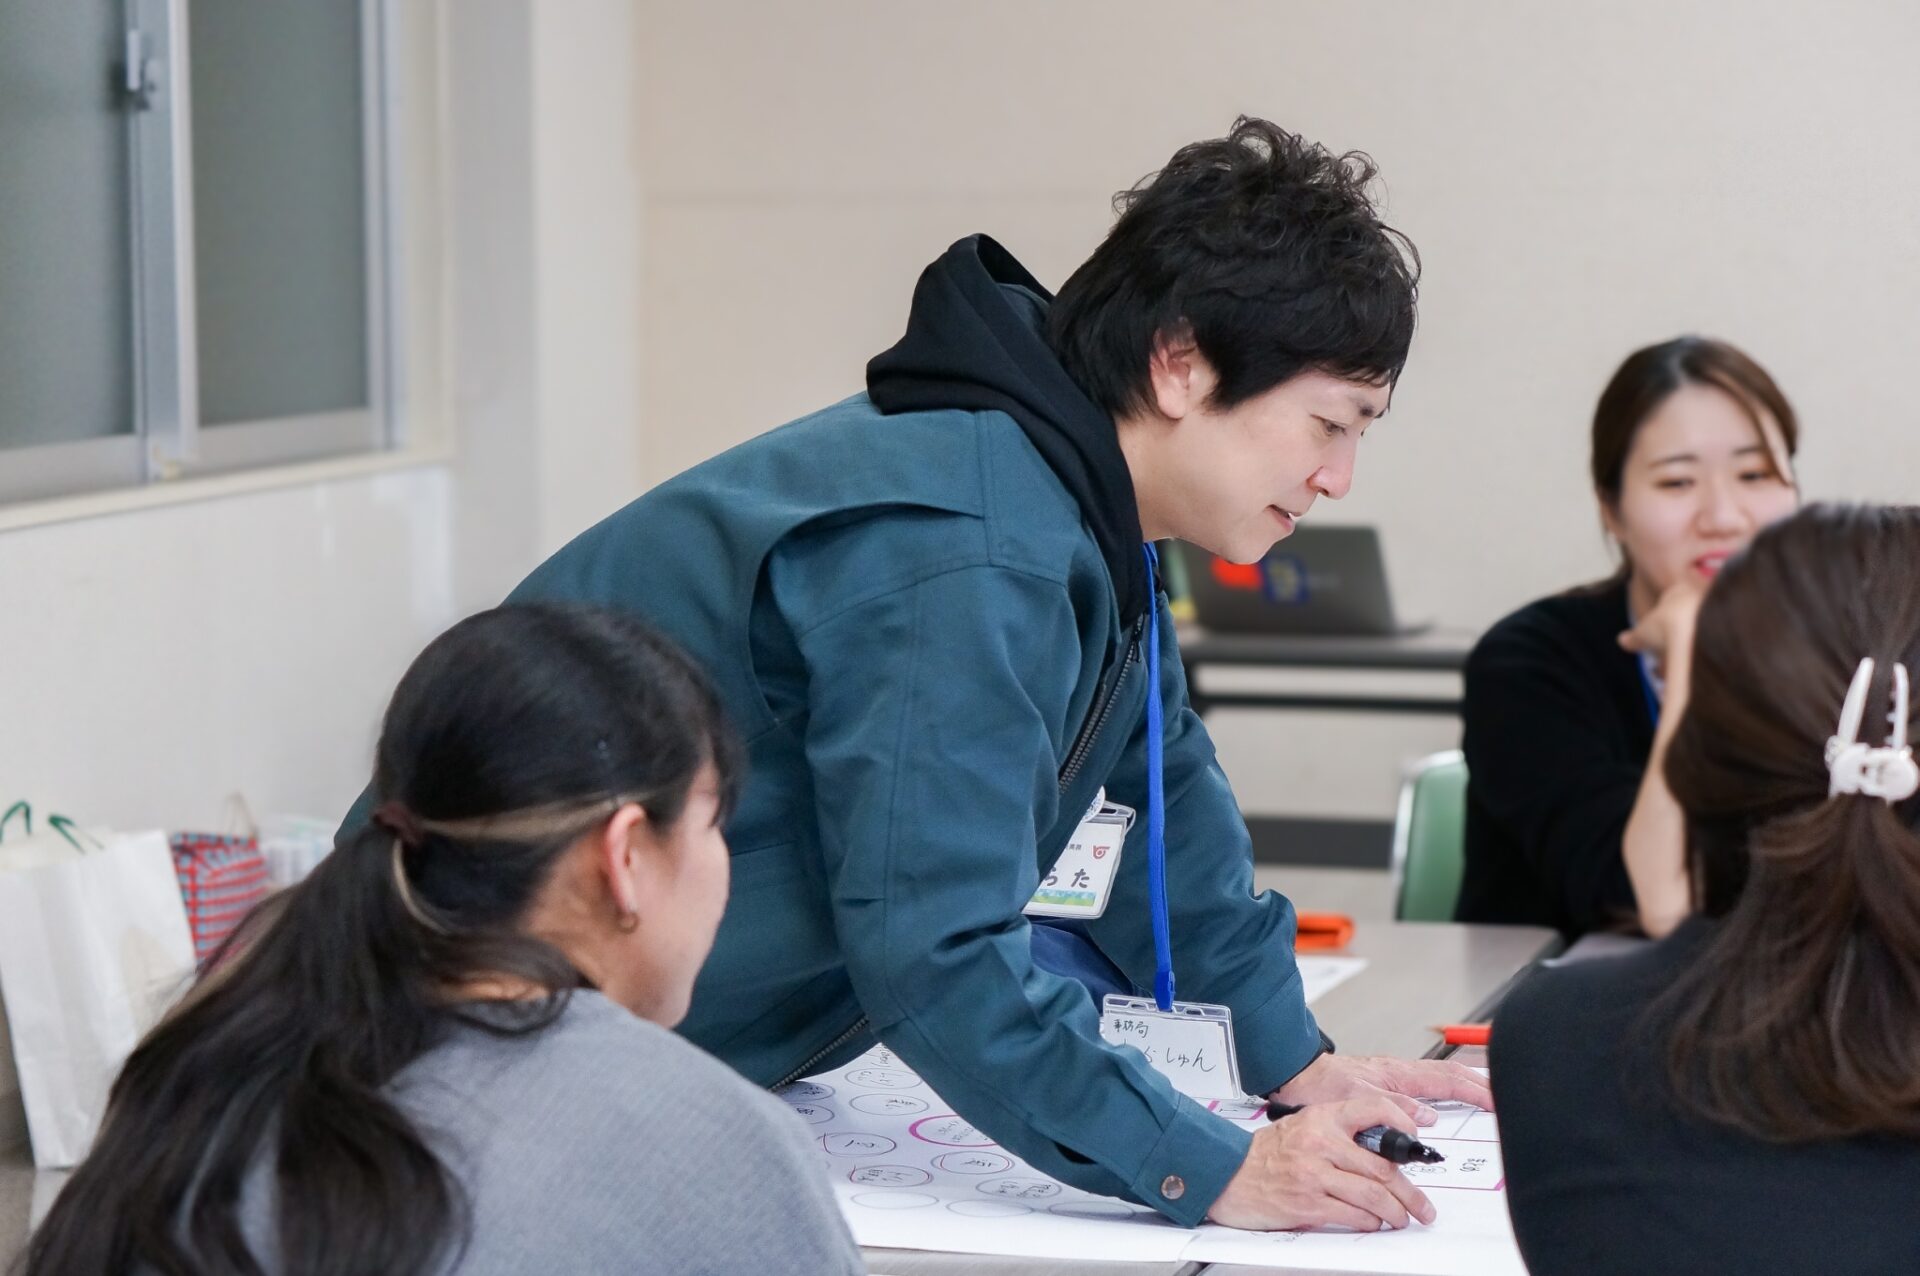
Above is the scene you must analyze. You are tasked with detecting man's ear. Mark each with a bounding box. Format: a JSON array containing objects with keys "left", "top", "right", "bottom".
[{"left": 1145, "top": 327, "right": 1216, "bottom": 422}]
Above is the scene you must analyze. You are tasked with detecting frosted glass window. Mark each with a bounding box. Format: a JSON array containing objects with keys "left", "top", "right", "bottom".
[
  {"left": 0, "top": 0, "right": 396, "bottom": 504},
  {"left": 0, "top": 0, "right": 136, "bottom": 451},
  {"left": 191, "top": 1, "right": 370, "bottom": 427}
]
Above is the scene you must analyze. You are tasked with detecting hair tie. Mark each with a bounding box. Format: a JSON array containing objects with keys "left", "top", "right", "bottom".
[
  {"left": 1825, "top": 658, "right": 1919, "bottom": 804},
  {"left": 372, "top": 800, "right": 426, "bottom": 847}
]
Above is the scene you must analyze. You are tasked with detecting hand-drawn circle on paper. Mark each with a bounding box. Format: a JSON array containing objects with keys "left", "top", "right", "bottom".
[
  {"left": 850, "top": 1093, "right": 929, "bottom": 1117},
  {"left": 851, "top": 1191, "right": 937, "bottom": 1210},
  {"left": 1048, "top": 1201, "right": 1142, "bottom": 1220},
  {"left": 933, "top": 1151, "right": 1013, "bottom": 1175},
  {"left": 909, "top": 1115, "right": 995, "bottom": 1147},
  {"left": 848, "top": 1165, "right": 933, "bottom": 1188},
  {"left": 846, "top": 1067, "right": 920, "bottom": 1089},
  {"left": 819, "top": 1132, "right": 897, "bottom": 1157},
  {"left": 789, "top": 1104, "right": 833, "bottom": 1125},
  {"left": 977, "top": 1178, "right": 1061, "bottom": 1200},
  {"left": 776, "top": 1081, "right": 834, "bottom": 1103},
  {"left": 948, "top": 1199, "right": 1031, "bottom": 1218}
]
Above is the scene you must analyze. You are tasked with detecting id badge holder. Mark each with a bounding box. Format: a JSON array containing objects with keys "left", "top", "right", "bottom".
[
  {"left": 1024, "top": 788, "right": 1134, "bottom": 920},
  {"left": 1098, "top": 995, "right": 1246, "bottom": 1103}
]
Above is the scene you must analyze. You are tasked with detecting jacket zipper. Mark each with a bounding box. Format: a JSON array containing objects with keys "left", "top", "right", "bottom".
[
  {"left": 773, "top": 617, "right": 1146, "bottom": 1091},
  {"left": 1058, "top": 614, "right": 1146, "bottom": 793},
  {"left": 774, "top": 1014, "right": 872, "bottom": 1090}
]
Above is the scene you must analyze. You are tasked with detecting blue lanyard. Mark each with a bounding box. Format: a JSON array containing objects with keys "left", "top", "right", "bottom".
[
  {"left": 1635, "top": 656, "right": 1661, "bottom": 728},
  {"left": 1142, "top": 544, "right": 1174, "bottom": 1011},
  {"left": 1623, "top": 598, "right": 1662, "bottom": 727}
]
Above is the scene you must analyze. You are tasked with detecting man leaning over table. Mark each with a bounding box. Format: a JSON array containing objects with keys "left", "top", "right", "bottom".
[{"left": 341, "top": 117, "right": 1489, "bottom": 1232}]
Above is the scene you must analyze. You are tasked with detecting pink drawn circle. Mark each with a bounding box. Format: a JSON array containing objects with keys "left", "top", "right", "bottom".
[
  {"left": 908, "top": 1114, "right": 995, "bottom": 1147},
  {"left": 933, "top": 1151, "right": 1013, "bottom": 1175}
]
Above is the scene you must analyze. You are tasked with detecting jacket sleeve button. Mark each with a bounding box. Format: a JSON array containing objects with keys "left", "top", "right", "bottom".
[{"left": 1160, "top": 1175, "right": 1185, "bottom": 1200}]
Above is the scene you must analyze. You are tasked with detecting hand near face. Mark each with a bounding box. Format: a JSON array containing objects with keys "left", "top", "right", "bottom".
[{"left": 1618, "top": 579, "right": 1706, "bottom": 685}]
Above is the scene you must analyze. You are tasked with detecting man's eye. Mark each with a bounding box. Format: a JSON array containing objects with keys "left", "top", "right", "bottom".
[{"left": 1320, "top": 419, "right": 1348, "bottom": 439}]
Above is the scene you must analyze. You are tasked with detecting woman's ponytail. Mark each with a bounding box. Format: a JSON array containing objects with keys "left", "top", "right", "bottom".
[{"left": 24, "top": 604, "right": 740, "bottom": 1275}]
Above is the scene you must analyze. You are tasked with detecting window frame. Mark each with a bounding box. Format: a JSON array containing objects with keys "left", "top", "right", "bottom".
[{"left": 0, "top": 0, "right": 403, "bottom": 506}]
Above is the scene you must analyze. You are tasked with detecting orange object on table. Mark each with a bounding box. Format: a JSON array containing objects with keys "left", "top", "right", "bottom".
[
  {"left": 1436, "top": 1023, "right": 1491, "bottom": 1047},
  {"left": 1293, "top": 911, "right": 1355, "bottom": 950}
]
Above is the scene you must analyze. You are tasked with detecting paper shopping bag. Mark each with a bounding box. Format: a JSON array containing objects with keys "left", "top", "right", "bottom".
[
  {"left": 168, "top": 832, "right": 270, "bottom": 962},
  {"left": 0, "top": 827, "right": 197, "bottom": 1167}
]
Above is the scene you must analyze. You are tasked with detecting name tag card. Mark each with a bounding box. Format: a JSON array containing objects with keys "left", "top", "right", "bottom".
[
  {"left": 1025, "top": 790, "right": 1133, "bottom": 920},
  {"left": 1099, "top": 995, "right": 1244, "bottom": 1102}
]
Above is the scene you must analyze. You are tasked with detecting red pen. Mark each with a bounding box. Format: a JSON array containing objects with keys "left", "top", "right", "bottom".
[{"left": 1436, "top": 1023, "right": 1490, "bottom": 1047}]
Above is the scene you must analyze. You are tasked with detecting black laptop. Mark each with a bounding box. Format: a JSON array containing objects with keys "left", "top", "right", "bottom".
[{"left": 1172, "top": 526, "right": 1427, "bottom": 637}]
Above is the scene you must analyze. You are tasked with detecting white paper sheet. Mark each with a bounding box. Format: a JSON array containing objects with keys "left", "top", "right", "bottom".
[
  {"left": 1297, "top": 953, "right": 1369, "bottom": 1004},
  {"left": 794, "top": 1046, "right": 1524, "bottom": 1273},
  {"left": 1180, "top": 1188, "right": 1524, "bottom": 1274}
]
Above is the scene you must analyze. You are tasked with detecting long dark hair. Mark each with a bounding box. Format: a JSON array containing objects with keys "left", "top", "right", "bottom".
[
  {"left": 23, "top": 604, "right": 741, "bottom": 1276},
  {"left": 1651, "top": 504, "right": 1920, "bottom": 1141},
  {"left": 1048, "top": 116, "right": 1419, "bottom": 419}
]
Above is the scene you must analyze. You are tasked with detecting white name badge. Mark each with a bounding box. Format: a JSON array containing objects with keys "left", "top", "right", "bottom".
[
  {"left": 1099, "top": 995, "right": 1245, "bottom": 1103},
  {"left": 1024, "top": 789, "right": 1134, "bottom": 920}
]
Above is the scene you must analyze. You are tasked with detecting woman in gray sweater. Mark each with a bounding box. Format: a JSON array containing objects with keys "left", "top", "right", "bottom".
[{"left": 23, "top": 605, "right": 863, "bottom": 1276}]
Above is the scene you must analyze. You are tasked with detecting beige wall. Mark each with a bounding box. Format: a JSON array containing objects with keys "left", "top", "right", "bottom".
[
  {"left": 640, "top": 0, "right": 1920, "bottom": 620},
  {"left": 636, "top": 0, "right": 1920, "bottom": 818},
  {"left": 531, "top": 0, "right": 644, "bottom": 551}
]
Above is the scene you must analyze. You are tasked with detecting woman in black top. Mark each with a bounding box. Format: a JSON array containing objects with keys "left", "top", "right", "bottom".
[
  {"left": 1492, "top": 504, "right": 1920, "bottom": 1276},
  {"left": 1456, "top": 337, "right": 1799, "bottom": 937}
]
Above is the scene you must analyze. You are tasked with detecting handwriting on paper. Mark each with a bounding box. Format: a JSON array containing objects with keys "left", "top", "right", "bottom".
[
  {"left": 1098, "top": 997, "right": 1241, "bottom": 1101},
  {"left": 1399, "top": 1139, "right": 1504, "bottom": 1191}
]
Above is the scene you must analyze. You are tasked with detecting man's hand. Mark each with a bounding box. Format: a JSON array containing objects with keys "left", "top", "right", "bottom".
[
  {"left": 1271, "top": 1052, "right": 1494, "bottom": 1124},
  {"left": 1207, "top": 1097, "right": 1435, "bottom": 1232}
]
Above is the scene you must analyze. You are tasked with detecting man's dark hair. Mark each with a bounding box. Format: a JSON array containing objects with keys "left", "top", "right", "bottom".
[{"left": 1047, "top": 116, "right": 1420, "bottom": 418}]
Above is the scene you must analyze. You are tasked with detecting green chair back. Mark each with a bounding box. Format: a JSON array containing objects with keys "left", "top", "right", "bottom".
[{"left": 1391, "top": 750, "right": 1469, "bottom": 922}]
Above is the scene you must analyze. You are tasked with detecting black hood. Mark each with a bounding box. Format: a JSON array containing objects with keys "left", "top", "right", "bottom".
[{"left": 866, "top": 235, "right": 1149, "bottom": 626}]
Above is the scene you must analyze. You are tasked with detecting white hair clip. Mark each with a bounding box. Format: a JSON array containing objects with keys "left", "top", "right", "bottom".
[{"left": 1825, "top": 657, "right": 1920, "bottom": 803}]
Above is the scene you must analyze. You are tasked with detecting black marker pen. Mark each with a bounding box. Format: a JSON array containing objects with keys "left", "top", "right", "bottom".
[{"left": 1265, "top": 1102, "right": 1446, "bottom": 1165}]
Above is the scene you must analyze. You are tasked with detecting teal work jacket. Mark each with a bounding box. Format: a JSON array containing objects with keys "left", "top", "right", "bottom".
[{"left": 500, "top": 395, "right": 1322, "bottom": 1223}]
